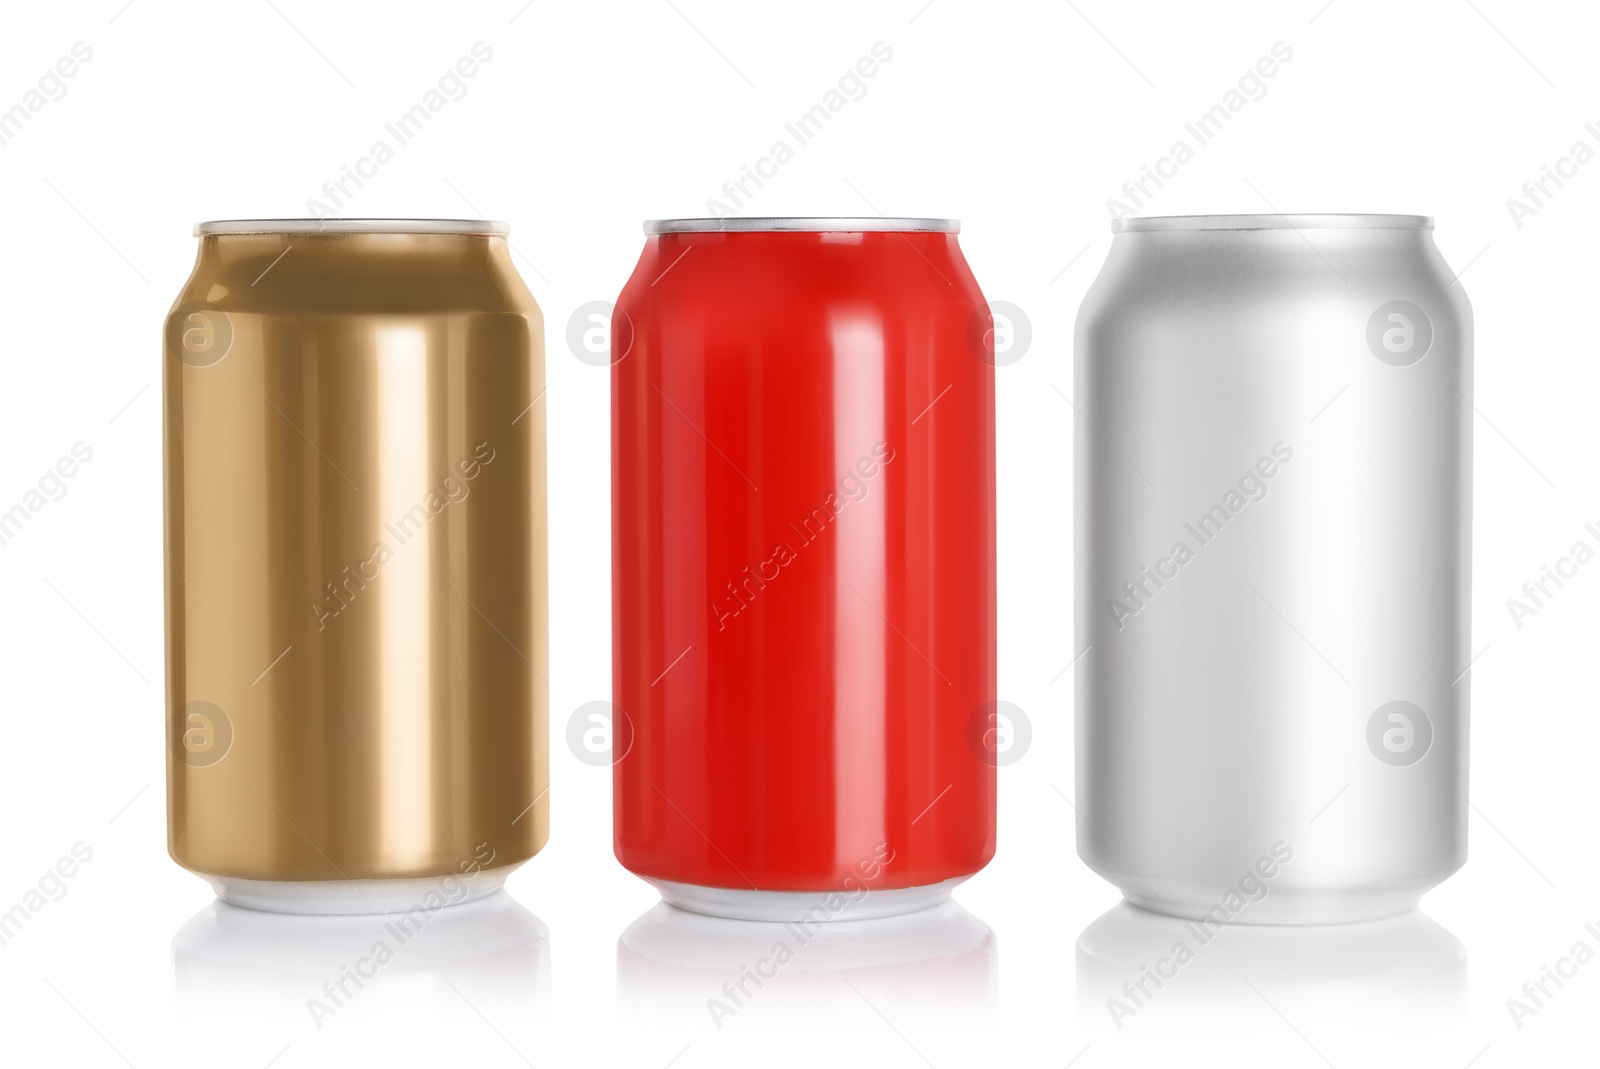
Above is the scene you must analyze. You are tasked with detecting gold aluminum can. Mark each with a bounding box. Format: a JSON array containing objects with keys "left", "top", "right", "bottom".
[{"left": 164, "top": 219, "right": 548, "bottom": 913}]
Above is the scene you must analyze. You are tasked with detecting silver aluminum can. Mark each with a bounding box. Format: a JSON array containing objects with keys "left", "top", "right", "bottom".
[{"left": 1074, "top": 214, "right": 1472, "bottom": 924}]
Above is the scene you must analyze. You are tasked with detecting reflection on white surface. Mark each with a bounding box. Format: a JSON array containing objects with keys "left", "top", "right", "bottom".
[
  {"left": 172, "top": 890, "right": 549, "bottom": 1027},
  {"left": 617, "top": 899, "right": 996, "bottom": 1030},
  {"left": 1076, "top": 902, "right": 1466, "bottom": 1034}
]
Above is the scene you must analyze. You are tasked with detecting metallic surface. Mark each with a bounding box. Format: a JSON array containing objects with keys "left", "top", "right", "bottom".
[
  {"left": 613, "top": 227, "right": 996, "bottom": 898},
  {"left": 644, "top": 217, "right": 958, "bottom": 234},
  {"left": 1075, "top": 215, "right": 1472, "bottom": 923},
  {"left": 646, "top": 877, "right": 966, "bottom": 922},
  {"left": 201, "top": 870, "right": 510, "bottom": 916},
  {"left": 195, "top": 218, "right": 509, "bottom": 236},
  {"left": 1113, "top": 213, "right": 1431, "bottom": 233},
  {"left": 165, "top": 225, "right": 548, "bottom": 890}
]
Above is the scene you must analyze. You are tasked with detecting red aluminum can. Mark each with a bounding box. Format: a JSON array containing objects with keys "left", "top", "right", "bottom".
[{"left": 611, "top": 217, "right": 996, "bottom": 921}]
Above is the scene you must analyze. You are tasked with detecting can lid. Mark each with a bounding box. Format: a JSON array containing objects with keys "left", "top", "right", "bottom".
[
  {"left": 644, "top": 217, "right": 959, "bottom": 234},
  {"left": 194, "top": 219, "right": 510, "bottom": 236},
  {"left": 1113, "top": 214, "right": 1433, "bottom": 233}
]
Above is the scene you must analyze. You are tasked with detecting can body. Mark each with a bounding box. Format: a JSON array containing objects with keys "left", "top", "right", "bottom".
[
  {"left": 612, "top": 219, "right": 996, "bottom": 920},
  {"left": 165, "top": 221, "right": 548, "bottom": 914},
  {"left": 1075, "top": 215, "right": 1472, "bottom": 924}
]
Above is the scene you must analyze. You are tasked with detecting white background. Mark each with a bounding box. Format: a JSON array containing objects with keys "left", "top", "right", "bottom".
[{"left": 0, "top": 0, "right": 1595, "bottom": 1066}]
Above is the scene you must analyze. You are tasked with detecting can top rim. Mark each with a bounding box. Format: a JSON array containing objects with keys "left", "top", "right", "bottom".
[
  {"left": 644, "top": 217, "right": 959, "bottom": 234},
  {"left": 1113, "top": 214, "right": 1434, "bottom": 233},
  {"left": 194, "top": 219, "right": 510, "bottom": 236}
]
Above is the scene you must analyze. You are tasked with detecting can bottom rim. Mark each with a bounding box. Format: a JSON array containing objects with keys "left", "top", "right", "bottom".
[
  {"left": 646, "top": 875, "right": 968, "bottom": 922},
  {"left": 200, "top": 865, "right": 518, "bottom": 915},
  {"left": 1089, "top": 869, "right": 1440, "bottom": 926}
]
